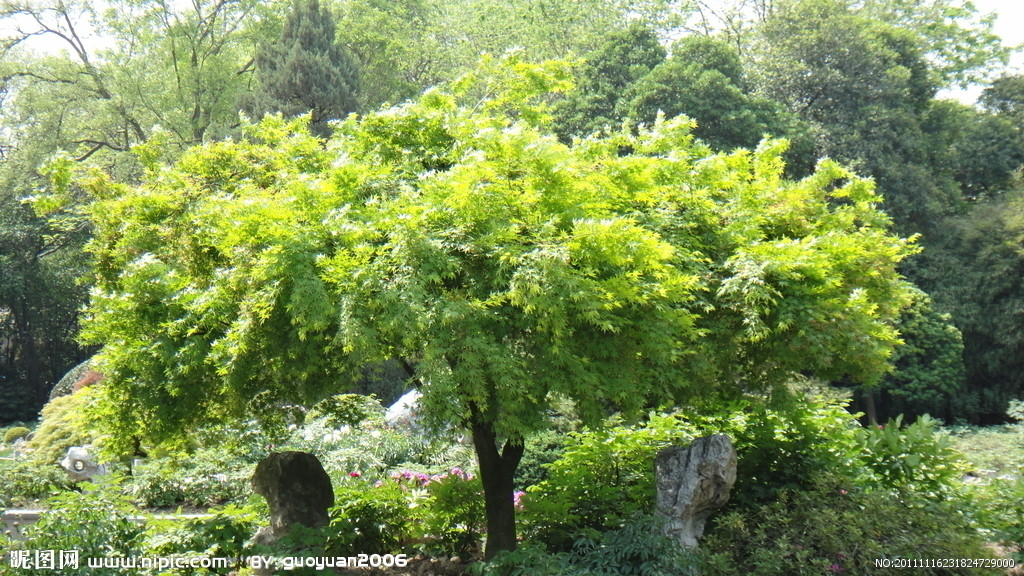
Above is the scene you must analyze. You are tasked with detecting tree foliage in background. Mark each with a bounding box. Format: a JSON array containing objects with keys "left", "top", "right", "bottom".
[
  {"left": 865, "top": 286, "right": 966, "bottom": 423},
  {"left": 751, "top": 0, "right": 957, "bottom": 234},
  {"left": 552, "top": 26, "right": 665, "bottom": 140},
  {"left": 913, "top": 192, "right": 1024, "bottom": 422},
  {"left": 242, "top": 0, "right": 360, "bottom": 137},
  {"left": 79, "top": 56, "right": 914, "bottom": 558}
]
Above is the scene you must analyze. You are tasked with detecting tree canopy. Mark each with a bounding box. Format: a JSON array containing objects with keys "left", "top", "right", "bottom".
[{"left": 79, "top": 56, "right": 915, "bottom": 557}]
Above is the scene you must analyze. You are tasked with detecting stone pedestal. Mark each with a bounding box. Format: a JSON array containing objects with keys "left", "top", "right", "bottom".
[{"left": 654, "top": 434, "right": 737, "bottom": 548}]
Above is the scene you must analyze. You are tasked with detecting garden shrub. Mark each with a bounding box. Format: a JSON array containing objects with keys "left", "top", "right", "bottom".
[
  {"left": 3, "top": 426, "right": 31, "bottom": 444},
  {"left": 307, "top": 393, "right": 386, "bottom": 428},
  {"left": 27, "top": 388, "right": 102, "bottom": 465},
  {"left": 285, "top": 414, "right": 427, "bottom": 478},
  {"left": 142, "top": 504, "right": 260, "bottom": 574},
  {"left": 471, "top": 515, "right": 697, "bottom": 576},
  {"left": 410, "top": 468, "right": 486, "bottom": 557},
  {"left": 3, "top": 482, "right": 144, "bottom": 576},
  {"left": 124, "top": 448, "right": 253, "bottom": 509},
  {"left": 856, "top": 414, "right": 966, "bottom": 496},
  {"left": 700, "top": 474, "right": 995, "bottom": 576},
  {"left": 689, "top": 392, "right": 866, "bottom": 506},
  {"left": 325, "top": 478, "right": 411, "bottom": 555},
  {"left": 522, "top": 412, "right": 696, "bottom": 550},
  {"left": 0, "top": 459, "right": 76, "bottom": 508},
  {"left": 522, "top": 392, "right": 868, "bottom": 549},
  {"left": 515, "top": 428, "right": 571, "bottom": 491}
]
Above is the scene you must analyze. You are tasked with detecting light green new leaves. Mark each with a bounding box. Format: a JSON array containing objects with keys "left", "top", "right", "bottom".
[{"left": 82, "top": 56, "right": 915, "bottom": 450}]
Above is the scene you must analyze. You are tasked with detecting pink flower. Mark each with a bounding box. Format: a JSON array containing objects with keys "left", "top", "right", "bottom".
[
  {"left": 513, "top": 491, "right": 526, "bottom": 510},
  {"left": 349, "top": 471, "right": 361, "bottom": 478},
  {"left": 838, "top": 489, "right": 848, "bottom": 495}
]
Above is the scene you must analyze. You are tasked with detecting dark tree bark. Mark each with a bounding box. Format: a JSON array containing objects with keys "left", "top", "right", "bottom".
[{"left": 470, "top": 406, "right": 525, "bottom": 560}]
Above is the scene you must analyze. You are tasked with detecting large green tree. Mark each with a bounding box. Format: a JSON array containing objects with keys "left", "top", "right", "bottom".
[{"left": 80, "top": 57, "right": 913, "bottom": 558}]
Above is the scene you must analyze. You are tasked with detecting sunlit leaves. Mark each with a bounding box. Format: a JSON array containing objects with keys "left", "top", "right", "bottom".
[{"left": 82, "top": 56, "right": 914, "bottom": 450}]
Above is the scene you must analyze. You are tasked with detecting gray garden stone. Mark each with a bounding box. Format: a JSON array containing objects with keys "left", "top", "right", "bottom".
[
  {"left": 654, "top": 434, "right": 737, "bottom": 548},
  {"left": 250, "top": 451, "right": 334, "bottom": 574},
  {"left": 251, "top": 451, "right": 334, "bottom": 539},
  {"left": 60, "top": 445, "right": 108, "bottom": 481}
]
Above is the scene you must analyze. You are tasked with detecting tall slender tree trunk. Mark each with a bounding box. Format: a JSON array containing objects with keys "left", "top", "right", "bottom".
[{"left": 470, "top": 409, "right": 525, "bottom": 560}]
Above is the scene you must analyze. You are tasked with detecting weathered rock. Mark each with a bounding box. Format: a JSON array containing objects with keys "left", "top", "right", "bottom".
[
  {"left": 384, "top": 389, "right": 423, "bottom": 429},
  {"left": 251, "top": 451, "right": 334, "bottom": 547},
  {"left": 60, "top": 445, "right": 108, "bottom": 481},
  {"left": 654, "top": 434, "right": 737, "bottom": 548}
]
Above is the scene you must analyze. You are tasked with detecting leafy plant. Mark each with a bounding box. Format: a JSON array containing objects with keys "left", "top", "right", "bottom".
[
  {"left": 123, "top": 448, "right": 253, "bottom": 509},
  {"left": 3, "top": 426, "right": 31, "bottom": 444},
  {"left": 0, "top": 459, "right": 76, "bottom": 508},
  {"left": 412, "top": 468, "right": 486, "bottom": 557},
  {"left": 142, "top": 504, "right": 260, "bottom": 574},
  {"left": 27, "top": 388, "right": 103, "bottom": 465},
  {"left": 701, "top": 474, "right": 993, "bottom": 576},
  {"left": 325, "top": 479, "right": 411, "bottom": 555},
  {"left": 856, "top": 414, "right": 965, "bottom": 496},
  {"left": 4, "top": 482, "right": 144, "bottom": 576}
]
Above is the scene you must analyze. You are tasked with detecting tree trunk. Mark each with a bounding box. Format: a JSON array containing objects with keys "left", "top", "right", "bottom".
[
  {"left": 470, "top": 410, "right": 525, "bottom": 560},
  {"left": 863, "top": 387, "right": 878, "bottom": 425}
]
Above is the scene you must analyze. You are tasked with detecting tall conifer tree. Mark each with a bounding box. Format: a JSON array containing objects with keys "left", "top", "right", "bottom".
[{"left": 245, "top": 0, "right": 360, "bottom": 136}]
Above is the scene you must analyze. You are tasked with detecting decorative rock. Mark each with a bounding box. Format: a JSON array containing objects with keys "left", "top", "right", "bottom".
[
  {"left": 385, "top": 389, "right": 423, "bottom": 429},
  {"left": 60, "top": 446, "right": 108, "bottom": 481},
  {"left": 250, "top": 452, "right": 333, "bottom": 574},
  {"left": 251, "top": 451, "right": 334, "bottom": 540},
  {"left": 654, "top": 434, "right": 737, "bottom": 548}
]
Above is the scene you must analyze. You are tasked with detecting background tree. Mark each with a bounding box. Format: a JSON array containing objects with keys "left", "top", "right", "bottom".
[
  {"left": 619, "top": 35, "right": 815, "bottom": 174},
  {"left": 80, "top": 57, "right": 914, "bottom": 558},
  {"left": 552, "top": 26, "right": 665, "bottom": 139},
  {"left": 0, "top": 0, "right": 279, "bottom": 421},
  {"left": 859, "top": 286, "right": 967, "bottom": 423},
  {"left": 242, "top": 0, "right": 359, "bottom": 136}
]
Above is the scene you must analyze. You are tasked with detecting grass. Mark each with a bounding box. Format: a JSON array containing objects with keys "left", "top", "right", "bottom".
[{"left": 948, "top": 423, "right": 1024, "bottom": 477}]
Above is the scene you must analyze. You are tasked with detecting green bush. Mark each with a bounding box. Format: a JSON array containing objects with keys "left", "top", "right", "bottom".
[
  {"left": 690, "top": 392, "right": 867, "bottom": 506},
  {"left": 856, "top": 414, "right": 966, "bottom": 496},
  {"left": 4, "top": 482, "right": 144, "bottom": 576},
  {"left": 515, "top": 429, "right": 571, "bottom": 490},
  {"left": 28, "top": 389, "right": 102, "bottom": 465},
  {"left": 522, "top": 412, "right": 696, "bottom": 550},
  {"left": 142, "top": 504, "right": 260, "bottom": 574},
  {"left": 411, "top": 468, "right": 486, "bottom": 557},
  {"left": 522, "top": 392, "right": 868, "bottom": 549},
  {"left": 471, "top": 515, "right": 697, "bottom": 576},
  {"left": 700, "top": 475, "right": 995, "bottom": 576},
  {"left": 325, "top": 478, "right": 411, "bottom": 555},
  {"left": 124, "top": 449, "right": 253, "bottom": 509},
  {"left": 4, "top": 426, "right": 31, "bottom": 444},
  {"left": 0, "top": 459, "right": 76, "bottom": 508}
]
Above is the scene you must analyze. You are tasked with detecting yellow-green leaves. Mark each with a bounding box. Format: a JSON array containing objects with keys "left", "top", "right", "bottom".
[{"left": 82, "top": 55, "right": 915, "bottom": 448}]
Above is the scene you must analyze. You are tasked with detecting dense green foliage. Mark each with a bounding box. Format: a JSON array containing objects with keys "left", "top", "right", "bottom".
[
  {"left": 26, "top": 388, "right": 102, "bottom": 465},
  {"left": 2, "top": 0, "right": 1024, "bottom": 570},
  {"left": 867, "top": 287, "right": 967, "bottom": 422},
  {"left": 1, "top": 0, "right": 1022, "bottom": 430},
  {"left": 76, "top": 54, "right": 914, "bottom": 556},
  {"left": 3, "top": 426, "right": 29, "bottom": 444}
]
